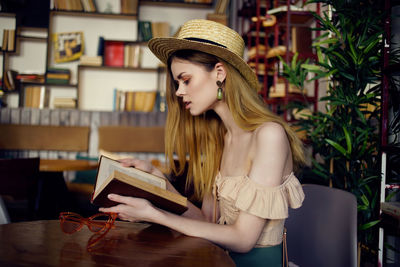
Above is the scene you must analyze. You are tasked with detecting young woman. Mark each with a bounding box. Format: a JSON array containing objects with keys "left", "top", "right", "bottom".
[{"left": 100, "top": 19, "right": 305, "bottom": 266}]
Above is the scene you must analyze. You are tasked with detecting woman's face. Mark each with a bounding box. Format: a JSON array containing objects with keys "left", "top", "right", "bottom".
[{"left": 171, "top": 58, "right": 219, "bottom": 116}]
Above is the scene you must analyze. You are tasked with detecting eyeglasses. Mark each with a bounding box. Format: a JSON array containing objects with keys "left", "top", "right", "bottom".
[{"left": 59, "top": 212, "right": 117, "bottom": 234}]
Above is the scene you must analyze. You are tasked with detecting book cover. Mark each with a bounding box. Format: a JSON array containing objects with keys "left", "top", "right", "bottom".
[
  {"left": 104, "top": 41, "right": 124, "bottom": 67},
  {"left": 138, "top": 21, "right": 153, "bottom": 42},
  {"left": 7, "top": 29, "right": 15, "bottom": 51},
  {"left": 97, "top": 36, "right": 105, "bottom": 57},
  {"left": 91, "top": 156, "right": 188, "bottom": 215},
  {"left": 2, "top": 29, "right": 8, "bottom": 51},
  {"left": 95, "top": 0, "right": 121, "bottom": 13},
  {"left": 4, "top": 70, "right": 18, "bottom": 91},
  {"left": 53, "top": 31, "right": 84, "bottom": 63}
]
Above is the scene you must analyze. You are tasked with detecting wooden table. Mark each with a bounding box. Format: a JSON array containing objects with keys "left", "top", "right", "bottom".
[
  {"left": 0, "top": 220, "right": 235, "bottom": 267},
  {"left": 40, "top": 159, "right": 98, "bottom": 172}
]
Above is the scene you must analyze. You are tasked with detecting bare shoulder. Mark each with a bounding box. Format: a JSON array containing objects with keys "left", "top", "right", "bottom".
[
  {"left": 254, "top": 122, "right": 288, "bottom": 146},
  {"left": 249, "top": 122, "right": 291, "bottom": 187}
]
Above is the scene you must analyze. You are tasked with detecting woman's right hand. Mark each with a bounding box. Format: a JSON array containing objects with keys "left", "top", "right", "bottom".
[
  {"left": 118, "top": 158, "right": 165, "bottom": 178},
  {"left": 118, "top": 158, "right": 207, "bottom": 221}
]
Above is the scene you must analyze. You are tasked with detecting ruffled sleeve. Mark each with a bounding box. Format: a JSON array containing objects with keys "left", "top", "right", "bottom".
[{"left": 216, "top": 173, "right": 304, "bottom": 219}]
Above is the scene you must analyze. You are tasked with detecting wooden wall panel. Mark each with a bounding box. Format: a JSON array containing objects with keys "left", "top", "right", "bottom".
[
  {"left": 0, "top": 124, "right": 90, "bottom": 151},
  {"left": 0, "top": 108, "right": 167, "bottom": 160},
  {"left": 98, "top": 126, "right": 165, "bottom": 153}
]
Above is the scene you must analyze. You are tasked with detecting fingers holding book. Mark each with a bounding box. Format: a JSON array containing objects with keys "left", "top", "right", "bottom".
[
  {"left": 118, "top": 158, "right": 165, "bottom": 179},
  {"left": 99, "top": 194, "right": 157, "bottom": 223}
]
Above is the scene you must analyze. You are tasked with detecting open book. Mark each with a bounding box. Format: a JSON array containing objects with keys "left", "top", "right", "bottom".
[{"left": 91, "top": 156, "right": 188, "bottom": 214}]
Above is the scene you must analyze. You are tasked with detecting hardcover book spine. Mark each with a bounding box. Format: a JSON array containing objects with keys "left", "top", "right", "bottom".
[{"left": 104, "top": 41, "right": 125, "bottom": 67}]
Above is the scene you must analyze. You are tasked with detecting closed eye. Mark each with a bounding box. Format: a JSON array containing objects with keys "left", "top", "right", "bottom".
[{"left": 173, "top": 81, "right": 179, "bottom": 90}]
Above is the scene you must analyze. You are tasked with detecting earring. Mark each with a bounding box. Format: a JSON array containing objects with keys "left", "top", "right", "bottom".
[{"left": 216, "top": 81, "right": 223, "bottom": 101}]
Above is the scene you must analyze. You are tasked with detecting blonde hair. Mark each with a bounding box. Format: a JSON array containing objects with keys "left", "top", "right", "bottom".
[{"left": 165, "top": 50, "right": 304, "bottom": 201}]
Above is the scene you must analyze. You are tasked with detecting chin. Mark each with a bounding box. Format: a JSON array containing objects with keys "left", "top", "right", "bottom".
[{"left": 189, "top": 110, "right": 202, "bottom": 116}]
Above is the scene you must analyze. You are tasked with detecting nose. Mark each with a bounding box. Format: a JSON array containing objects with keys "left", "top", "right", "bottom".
[{"left": 175, "top": 83, "right": 185, "bottom": 97}]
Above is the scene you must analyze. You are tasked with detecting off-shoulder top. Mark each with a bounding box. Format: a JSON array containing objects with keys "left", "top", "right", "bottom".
[{"left": 213, "top": 172, "right": 304, "bottom": 247}]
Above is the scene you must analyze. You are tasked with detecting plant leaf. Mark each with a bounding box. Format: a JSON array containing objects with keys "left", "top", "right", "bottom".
[
  {"left": 326, "top": 139, "right": 347, "bottom": 156},
  {"left": 359, "top": 220, "right": 380, "bottom": 230}
]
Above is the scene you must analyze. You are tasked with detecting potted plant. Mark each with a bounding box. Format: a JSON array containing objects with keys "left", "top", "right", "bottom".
[{"left": 280, "top": 0, "right": 389, "bottom": 265}]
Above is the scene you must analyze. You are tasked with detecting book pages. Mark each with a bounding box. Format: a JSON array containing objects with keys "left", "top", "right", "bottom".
[{"left": 95, "top": 156, "right": 166, "bottom": 194}]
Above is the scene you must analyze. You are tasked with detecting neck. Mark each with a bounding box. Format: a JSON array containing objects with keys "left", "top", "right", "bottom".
[{"left": 213, "top": 101, "right": 248, "bottom": 138}]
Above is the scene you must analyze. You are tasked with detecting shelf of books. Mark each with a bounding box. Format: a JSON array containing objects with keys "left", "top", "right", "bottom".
[
  {"left": 139, "top": 0, "right": 213, "bottom": 8},
  {"left": 52, "top": 0, "right": 138, "bottom": 17},
  {"left": 238, "top": 0, "right": 319, "bottom": 122}
]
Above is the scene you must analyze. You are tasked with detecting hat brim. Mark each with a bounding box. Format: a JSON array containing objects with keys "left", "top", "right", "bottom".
[{"left": 148, "top": 38, "right": 259, "bottom": 90}]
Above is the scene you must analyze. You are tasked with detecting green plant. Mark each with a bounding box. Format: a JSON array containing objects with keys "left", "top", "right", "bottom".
[{"left": 281, "top": 0, "right": 386, "bottom": 262}]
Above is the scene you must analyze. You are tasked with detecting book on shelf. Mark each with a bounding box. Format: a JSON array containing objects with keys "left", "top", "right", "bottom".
[
  {"left": 135, "top": 91, "right": 157, "bottom": 112},
  {"left": 138, "top": 21, "right": 153, "bottom": 42},
  {"left": 47, "top": 73, "right": 70, "bottom": 79},
  {"left": 267, "top": 5, "right": 304, "bottom": 15},
  {"left": 95, "top": 0, "right": 121, "bottom": 14},
  {"left": 7, "top": 29, "right": 15, "bottom": 51},
  {"left": 214, "top": 0, "right": 230, "bottom": 14},
  {"left": 47, "top": 67, "right": 71, "bottom": 74},
  {"left": 97, "top": 36, "right": 105, "bottom": 57},
  {"left": 16, "top": 73, "right": 46, "bottom": 84},
  {"left": 121, "top": 0, "right": 138, "bottom": 14},
  {"left": 151, "top": 22, "right": 170, "bottom": 38},
  {"left": 53, "top": 31, "right": 84, "bottom": 63},
  {"left": 2, "top": 29, "right": 8, "bottom": 51},
  {"left": 46, "top": 67, "right": 71, "bottom": 84},
  {"left": 51, "top": 0, "right": 97, "bottom": 12},
  {"left": 45, "top": 78, "right": 70, "bottom": 84},
  {"left": 80, "top": 0, "right": 97, "bottom": 12},
  {"left": 184, "top": 0, "right": 213, "bottom": 3},
  {"left": 1, "top": 29, "right": 15, "bottom": 51},
  {"left": 91, "top": 156, "right": 188, "bottom": 215},
  {"left": 104, "top": 41, "right": 124, "bottom": 67},
  {"left": 24, "top": 86, "right": 47, "bottom": 108},
  {"left": 80, "top": 55, "right": 103, "bottom": 66},
  {"left": 114, "top": 90, "right": 157, "bottom": 112},
  {"left": 3, "top": 70, "right": 18, "bottom": 91},
  {"left": 124, "top": 44, "right": 141, "bottom": 68},
  {"left": 381, "top": 202, "right": 400, "bottom": 220},
  {"left": 53, "top": 97, "right": 77, "bottom": 109},
  {"left": 53, "top": 0, "right": 84, "bottom": 11}
]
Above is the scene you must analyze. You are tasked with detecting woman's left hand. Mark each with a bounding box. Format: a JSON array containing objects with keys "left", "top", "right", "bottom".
[{"left": 99, "top": 194, "right": 156, "bottom": 222}]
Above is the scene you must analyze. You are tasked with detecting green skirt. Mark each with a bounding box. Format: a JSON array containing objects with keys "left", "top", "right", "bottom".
[{"left": 229, "top": 243, "right": 283, "bottom": 267}]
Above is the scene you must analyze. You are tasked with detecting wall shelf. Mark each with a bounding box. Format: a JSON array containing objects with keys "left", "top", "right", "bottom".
[
  {"left": 78, "top": 65, "right": 159, "bottom": 72},
  {"left": 50, "top": 10, "right": 137, "bottom": 19},
  {"left": 139, "top": 1, "right": 212, "bottom": 9}
]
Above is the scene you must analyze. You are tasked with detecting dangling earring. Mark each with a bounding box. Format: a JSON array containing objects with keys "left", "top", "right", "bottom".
[{"left": 216, "top": 81, "right": 223, "bottom": 101}]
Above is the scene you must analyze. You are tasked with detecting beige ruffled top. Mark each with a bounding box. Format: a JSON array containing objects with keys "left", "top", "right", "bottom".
[{"left": 213, "top": 172, "right": 304, "bottom": 247}]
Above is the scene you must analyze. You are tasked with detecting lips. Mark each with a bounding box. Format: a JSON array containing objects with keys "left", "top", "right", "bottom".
[{"left": 184, "top": 101, "right": 192, "bottom": 109}]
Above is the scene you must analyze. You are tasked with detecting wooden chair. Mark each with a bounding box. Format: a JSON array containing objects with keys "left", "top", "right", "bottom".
[
  {"left": 285, "top": 184, "right": 358, "bottom": 267},
  {"left": 0, "top": 157, "right": 40, "bottom": 222}
]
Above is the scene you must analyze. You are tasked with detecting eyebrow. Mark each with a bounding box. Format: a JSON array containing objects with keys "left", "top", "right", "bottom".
[{"left": 176, "top": 72, "right": 186, "bottom": 80}]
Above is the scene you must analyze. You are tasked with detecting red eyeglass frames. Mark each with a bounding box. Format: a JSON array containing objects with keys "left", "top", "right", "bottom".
[{"left": 59, "top": 212, "right": 117, "bottom": 234}]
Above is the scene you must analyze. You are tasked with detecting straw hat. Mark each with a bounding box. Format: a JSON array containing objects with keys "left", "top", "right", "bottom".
[{"left": 148, "top": 19, "right": 259, "bottom": 90}]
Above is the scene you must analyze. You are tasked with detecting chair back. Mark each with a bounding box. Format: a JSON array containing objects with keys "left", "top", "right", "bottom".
[
  {"left": 0, "top": 196, "right": 10, "bottom": 224},
  {"left": 285, "top": 184, "right": 358, "bottom": 267},
  {"left": 0, "top": 157, "right": 40, "bottom": 222}
]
